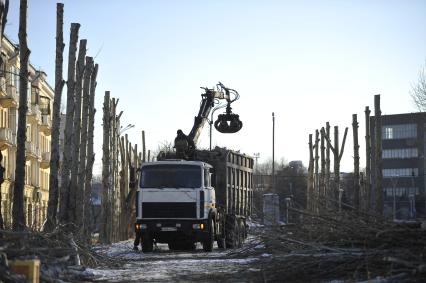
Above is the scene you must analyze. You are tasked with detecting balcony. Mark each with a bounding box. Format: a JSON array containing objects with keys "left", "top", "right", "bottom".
[
  {"left": 39, "top": 114, "right": 52, "bottom": 135},
  {"left": 0, "top": 77, "right": 6, "bottom": 97},
  {"left": 0, "top": 84, "right": 18, "bottom": 108},
  {"left": 27, "top": 104, "right": 41, "bottom": 124},
  {"left": 0, "top": 128, "right": 16, "bottom": 149},
  {"left": 25, "top": 141, "right": 40, "bottom": 160},
  {"left": 40, "top": 151, "right": 50, "bottom": 169}
]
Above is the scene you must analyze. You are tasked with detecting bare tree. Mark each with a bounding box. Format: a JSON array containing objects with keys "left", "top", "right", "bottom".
[
  {"left": 59, "top": 23, "right": 80, "bottom": 224},
  {"left": 44, "top": 2, "right": 64, "bottom": 232},
  {"left": 365, "top": 106, "right": 371, "bottom": 212},
  {"left": 83, "top": 62, "right": 98, "bottom": 241},
  {"left": 76, "top": 56, "right": 93, "bottom": 229},
  {"left": 101, "top": 91, "right": 111, "bottom": 244},
  {"left": 0, "top": 0, "right": 9, "bottom": 230},
  {"left": 10, "top": 4, "right": 24, "bottom": 231},
  {"left": 411, "top": 62, "right": 426, "bottom": 111},
  {"left": 69, "top": 39, "right": 87, "bottom": 225},
  {"left": 12, "top": 0, "right": 30, "bottom": 230},
  {"left": 374, "top": 94, "right": 383, "bottom": 215},
  {"left": 322, "top": 126, "right": 348, "bottom": 211},
  {"left": 352, "top": 114, "right": 360, "bottom": 211},
  {"left": 307, "top": 134, "right": 314, "bottom": 211}
]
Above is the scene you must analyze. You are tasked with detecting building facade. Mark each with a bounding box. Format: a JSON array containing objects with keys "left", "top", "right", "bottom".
[
  {"left": 371, "top": 112, "right": 426, "bottom": 220},
  {"left": 0, "top": 36, "right": 53, "bottom": 230}
]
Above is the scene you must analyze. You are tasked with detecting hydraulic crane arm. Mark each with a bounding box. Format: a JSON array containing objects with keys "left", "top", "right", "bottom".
[{"left": 174, "top": 82, "right": 242, "bottom": 159}]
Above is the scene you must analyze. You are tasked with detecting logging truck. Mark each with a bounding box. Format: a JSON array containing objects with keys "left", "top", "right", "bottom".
[{"left": 134, "top": 83, "right": 253, "bottom": 252}]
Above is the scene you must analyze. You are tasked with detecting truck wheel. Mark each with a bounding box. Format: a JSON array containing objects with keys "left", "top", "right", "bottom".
[
  {"left": 142, "top": 235, "right": 153, "bottom": 252},
  {"left": 225, "top": 218, "right": 238, "bottom": 248},
  {"left": 202, "top": 219, "right": 214, "bottom": 252}
]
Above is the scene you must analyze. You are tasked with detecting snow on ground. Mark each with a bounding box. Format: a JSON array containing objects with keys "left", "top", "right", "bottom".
[{"left": 88, "top": 234, "right": 265, "bottom": 282}]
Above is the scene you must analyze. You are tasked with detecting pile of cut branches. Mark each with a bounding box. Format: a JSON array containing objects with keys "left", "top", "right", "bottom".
[
  {"left": 0, "top": 227, "right": 116, "bottom": 282},
  {"left": 259, "top": 208, "right": 426, "bottom": 282}
]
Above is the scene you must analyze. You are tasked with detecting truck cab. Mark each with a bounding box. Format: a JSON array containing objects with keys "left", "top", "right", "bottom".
[{"left": 135, "top": 160, "right": 217, "bottom": 252}]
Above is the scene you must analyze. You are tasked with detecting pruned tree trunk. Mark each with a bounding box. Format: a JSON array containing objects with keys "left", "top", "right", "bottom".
[
  {"left": 365, "top": 106, "right": 371, "bottom": 212},
  {"left": 84, "top": 63, "right": 98, "bottom": 242},
  {"left": 314, "top": 130, "right": 319, "bottom": 212},
  {"left": 69, "top": 39, "right": 86, "bottom": 225},
  {"left": 352, "top": 114, "right": 360, "bottom": 211},
  {"left": 111, "top": 98, "right": 118, "bottom": 242},
  {"left": 325, "top": 122, "right": 331, "bottom": 207},
  {"left": 322, "top": 126, "right": 348, "bottom": 212},
  {"left": 44, "top": 2, "right": 64, "bottom": 232},
  {"left": 374, "top": 94, "right": 383, "bottom": 215},
  {"left": 76, "top": 56, "right": 92, "bottom": 230},
  {"left": 320, "top": 127, "right": 325, "bottom": 206},
  {"left": 12, "top": 0, "right": 30, "bottom": 230},
  {"left": 119, "top": 136, "right": 126, "bottom": 240},
  {"left": 307, "top": 134, "right": 314, "bottom": 211},
  {"left": 0, "top": 0, "right": 9, "bottom": 230},
  {"left": 59, "top": 23, "right": 80, "bottom": 224},
  {"left": 101, "top": 91, "right": 111, "bottom": 244},
  {"left": 142, "top": 130, "right": 146, "bottom": 162}
]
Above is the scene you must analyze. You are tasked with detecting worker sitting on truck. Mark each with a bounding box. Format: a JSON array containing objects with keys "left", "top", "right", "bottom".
[{"left": 175, "top": 129, "right": 195, "bottom": 158}]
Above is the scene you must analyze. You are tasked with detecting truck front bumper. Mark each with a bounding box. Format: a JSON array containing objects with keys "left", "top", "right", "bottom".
[{"left": 135, "top": 219, "right": 210, "bottom": 243}]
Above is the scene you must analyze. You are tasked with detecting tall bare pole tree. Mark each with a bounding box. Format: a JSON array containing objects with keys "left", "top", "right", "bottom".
[
  {"left": 0, "top": 0, "right": 9, "bottom": 230},
  {"left": 59, "top": 23, "right": 80, "bottom": 224},
  {"left": 83, "top": 62, "right": 98, "bottom": 241},
  {"left": 307, "top": 134, "right": 314, "bottom": 211},
  {"left": 352, "top": 114, "right": 360, "bottom": 211},
  {"left": 325, "top": 122, "right": 331, "bottom": 208},
  {"left": 12, "top": 0, "right": 30, "bottom": 230},
  {"left": 101, "top": 91, "right": 111, "bottom": 244},
  {"left": 314, "top": 130, "right": 319, "bottom": 212},
  {"left": 76, "top": 56, "right": 92, "bottom": 228},
  {"left": 365, "top": 106, "right": 371, "bottom": 212},
  {"left": 320, "top": 127, "right": 325, "bottom": 201},
  {"left": 69, "top": 39, "right": 86, "bottom": 225},
  {"left": 374, "top": 94, "right": 383, "bottom": 215},
  {"left": 44, "top": 2, "right": 64, "bottom": 232}
]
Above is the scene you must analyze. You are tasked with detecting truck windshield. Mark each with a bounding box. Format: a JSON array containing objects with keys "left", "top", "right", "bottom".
[{"left": 140, "top": 164, "right": 202, "bottom": 188}]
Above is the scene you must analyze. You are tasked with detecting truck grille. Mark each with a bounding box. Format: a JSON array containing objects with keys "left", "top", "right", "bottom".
[{"left": 142, "top": 202, "right": 196, "bottom": 218}]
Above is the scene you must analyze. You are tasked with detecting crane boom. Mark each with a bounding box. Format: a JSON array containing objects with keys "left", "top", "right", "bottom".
[{"left": 174, "top": 83, "right": 242, "bottom": 159}]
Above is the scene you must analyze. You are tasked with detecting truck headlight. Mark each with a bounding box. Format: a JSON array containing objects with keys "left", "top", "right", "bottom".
[
  {"left": 135, "top": 224, "right": 147, "bottom": 230},
  {"left": 192, "top": 224, "right": 205, "bottom": 230}
]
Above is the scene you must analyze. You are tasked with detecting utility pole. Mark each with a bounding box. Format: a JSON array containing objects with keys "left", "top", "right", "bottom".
[{"left": 272, "top": 112, "right": 275, "bottom": 192}]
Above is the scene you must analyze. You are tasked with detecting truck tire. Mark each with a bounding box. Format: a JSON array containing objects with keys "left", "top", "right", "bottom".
[
  {"left": 142, "top": 235, "right": 153, "bottom": 252},
  {"left": 202, "top": 219, "right": 214, "bottom": 252},
  {"left": 225, "top": 218, "right": 238, "bottom": 248}
]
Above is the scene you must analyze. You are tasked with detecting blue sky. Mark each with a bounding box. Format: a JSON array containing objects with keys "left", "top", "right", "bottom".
[{"left": 6, "top": 0, "right": 426, "bottom": 173}]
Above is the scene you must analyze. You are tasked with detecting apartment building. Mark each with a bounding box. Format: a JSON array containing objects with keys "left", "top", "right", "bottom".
[
  {"left": 0, "top": 36, "right": 53, "bottom": 230},
  {"left": 370, "top": 112, "right": 426, "bottom": 220}
]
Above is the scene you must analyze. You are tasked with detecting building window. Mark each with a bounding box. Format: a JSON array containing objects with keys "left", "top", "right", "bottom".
[
  {"left": 383, "top": 168, "right": 418, "bottom": 177},
  {"left": 384, "top": 187, "right": 419, "bottom": 198},
  {"left": 382, "top": 148, "right": 418, "bottom": 159},
  {"left": 382, "top": 124, "right": 417, "bottom": 140}
]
